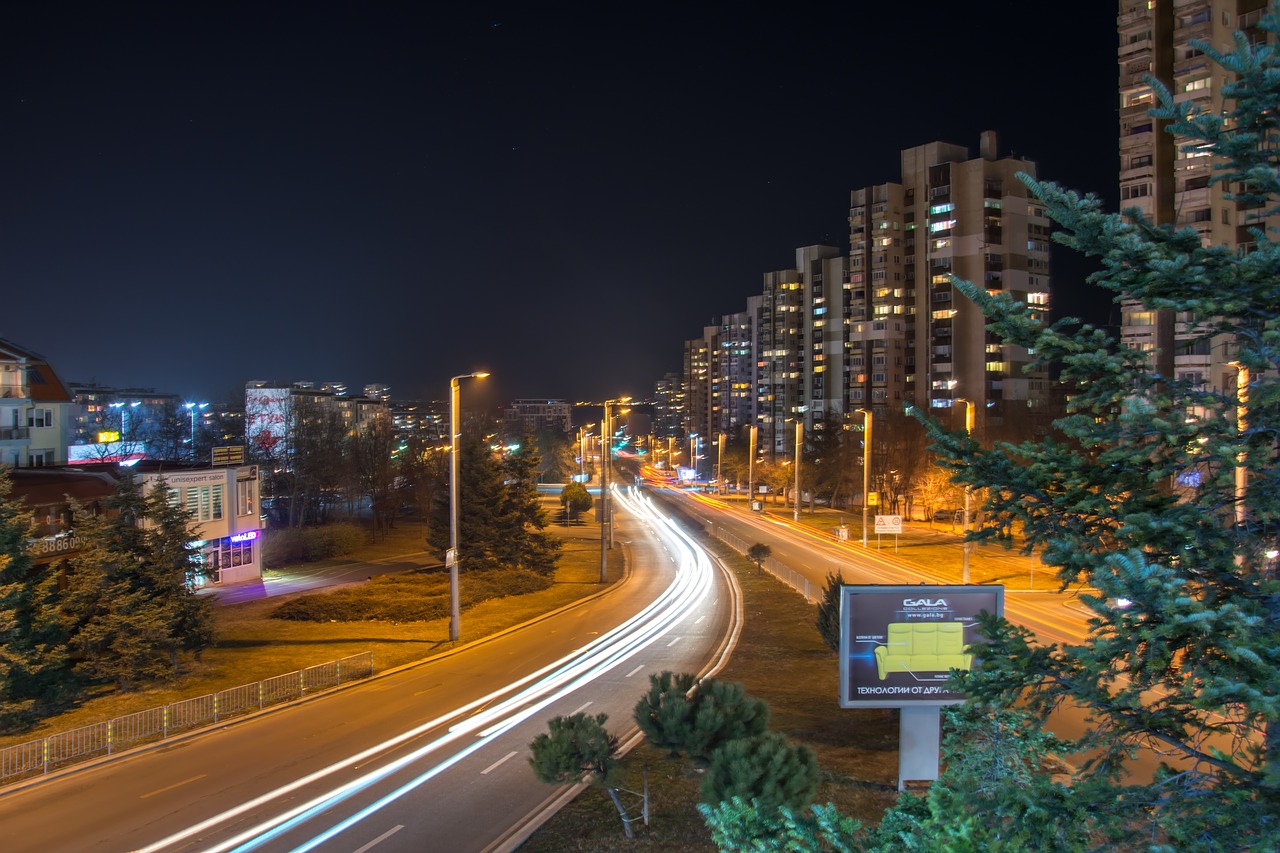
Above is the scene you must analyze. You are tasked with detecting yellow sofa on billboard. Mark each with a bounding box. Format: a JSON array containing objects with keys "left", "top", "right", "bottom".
[{"left": 874, "top": 622, "right": 972, "bottom": 680}]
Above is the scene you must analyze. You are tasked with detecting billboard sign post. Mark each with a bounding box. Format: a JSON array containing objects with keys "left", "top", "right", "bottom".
[{"left": 838, "top": 584, "right": 1004, "bottom": 789}]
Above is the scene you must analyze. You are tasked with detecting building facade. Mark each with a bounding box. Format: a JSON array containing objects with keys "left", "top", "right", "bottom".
[
  {"left": 673, "top": 132, "right": 1051, "bottom": 459},
  {"left": 138, "top": 464, "right": 263, "bottom": 586},
  {"left": 0, "top": 337, "right": 73, "bottom": 468},
  {"left": 1117, "top": 0, "right": 1269, "bottom": 393},
  {"left": 502, "top": 399, "right": 572, "bottom": 435},
  {"left": 848, "top": 133, "right": 1051, "bottom": 434}
]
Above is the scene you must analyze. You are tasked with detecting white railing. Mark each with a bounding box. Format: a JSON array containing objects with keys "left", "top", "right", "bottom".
[
  {"left": 709, "top": 525, "right": 816, "bottom": 602},
  {"left": 0, "top": 651, "right": 373, "bottom": 784}
]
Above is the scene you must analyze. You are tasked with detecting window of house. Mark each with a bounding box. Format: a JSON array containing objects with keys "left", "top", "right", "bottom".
[
  {"left": 185, "top": 484, "right": 225, "bottom": 522},
  {"left": 27, "top": 408, "right": 53, "bottom": 428}
]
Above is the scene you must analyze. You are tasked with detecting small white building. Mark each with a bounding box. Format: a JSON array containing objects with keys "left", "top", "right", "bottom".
[{"left": 138, "top": 464, "right": 262, "bottom": 586}]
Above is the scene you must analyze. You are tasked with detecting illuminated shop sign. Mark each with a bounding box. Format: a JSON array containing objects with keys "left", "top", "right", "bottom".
[{"left": 230, "top": 530, "right": 259, "bottom": 543}]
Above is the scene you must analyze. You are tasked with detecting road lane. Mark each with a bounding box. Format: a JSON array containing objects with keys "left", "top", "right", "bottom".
[{"left": 0, "top": 487, "right": 740, "bottom": 853}]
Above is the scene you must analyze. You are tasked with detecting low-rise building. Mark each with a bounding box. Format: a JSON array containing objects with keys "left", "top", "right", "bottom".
[
  {"left": 0, "top": 337, "right": 74, "bottom": 467},
  {"left": 137, "top": 464, "right": 263, "bottom": 586}
]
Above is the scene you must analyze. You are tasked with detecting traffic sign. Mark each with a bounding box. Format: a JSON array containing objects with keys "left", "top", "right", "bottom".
[{"left": 875, "top": 514, "right": 902, "bottom": 534}]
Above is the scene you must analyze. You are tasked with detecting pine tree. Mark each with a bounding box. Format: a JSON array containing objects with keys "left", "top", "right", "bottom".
[
  {"left": 427, "top": 429, "right": 561, "bottom": 574},
  {"left": 0, "top": 469, "right": 74, "bottom": 730},
  {"left": 632, "top": 672, "right": 770, "bottom": 765},
  {"left": 701, "top": 731, "right": 820, "bottom": 817},
  {"left": 62, "top": 475, "right": 214, "bottom": 689},
  {"left": 815, "top": 570, "right": 844, "bottom": 652},
  {"left": 908, "top": 8, "right": 1280, "bottom": 846},
  {"left": 528, "top": 712, "right": 635, "bottom": 839},
  {"left": 496, "top": 427, "right": 561, "bottom": 573}
]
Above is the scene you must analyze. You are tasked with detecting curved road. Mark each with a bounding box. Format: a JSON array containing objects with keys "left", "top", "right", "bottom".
[{"left": 0, "top": 488, "right": 739, "bottom": 853}]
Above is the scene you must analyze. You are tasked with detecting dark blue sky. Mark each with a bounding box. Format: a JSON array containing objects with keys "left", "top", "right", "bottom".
[{"left": 2, "top": 3, "right": 1119, "bottom": 407}]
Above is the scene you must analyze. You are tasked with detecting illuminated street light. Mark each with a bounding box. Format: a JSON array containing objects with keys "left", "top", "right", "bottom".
[
  {"left": 185, "top": 402, "right": 209, "bottom": 456},
  {"left": 793, "top": 420, "right": 802, "bottom": 522},
  {"left": 600, "top": 396, "right": 631, "bottom": 582},
  {"left": 747, "top": 423, "right": 758, "bottom": 507},
  {"left": 449, "top": 371, "right": 489, "bottom": 643},
  {"left": 856, "top": 408, "right": 872, "bottom": 547},
  {"left": 715, "top": 432, "right": 725, "bottom": 495},
  {"left": 955, "top": 398, "right": 975, "bottom": 583}
]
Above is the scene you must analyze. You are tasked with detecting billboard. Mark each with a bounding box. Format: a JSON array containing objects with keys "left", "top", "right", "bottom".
[
  {"left": 245, "top": 387, "right": 291, "bottom": 457},
  {"left": 839, "top": 584, "right": 1004, "bottom": 708}
]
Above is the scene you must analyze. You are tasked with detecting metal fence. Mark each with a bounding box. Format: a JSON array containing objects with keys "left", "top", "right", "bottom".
[
  {"left": 0, "top": 651, "right": 373, "bottom": 785},
  {"left": 709, "top": 525, "right": 817, "bottom": 602}
]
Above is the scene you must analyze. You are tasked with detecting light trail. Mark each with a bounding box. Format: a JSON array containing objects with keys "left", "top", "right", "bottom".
[{"left": 136, "top": 487, "right": 718, "bottom": 853}]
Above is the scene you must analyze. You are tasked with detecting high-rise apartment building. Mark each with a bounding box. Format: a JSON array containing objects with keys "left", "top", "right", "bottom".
[
  {"left": 1117, "top": 0, "right": 1267, "bottom": 391},
  {"left": 672, "top": 131, "right": 1051, "bottom": 458},
  {"left": 848, "top": 132, "right": 1051, "bottom": 431}
]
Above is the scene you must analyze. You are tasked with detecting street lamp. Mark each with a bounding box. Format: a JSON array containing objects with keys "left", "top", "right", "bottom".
[
  {"left": 716, "top": 432, "right": 725, "bottom": 495},
  {"left": 448, "top": 371, "right": 489, "bottom": 643},
  {"left": 793, "top": 419, "right": 803, "bottom": 522},
  {"left": 856, "top": 408, "right": 872, "bottom": 547},
  {"left": 1229, "top": 362, "right": 1250, "bottom": 549},
  {"left": 747, "top": 423, "right": 758, "bottom": 508},
  {"left": 185, "top": 402, "right": 209, "bottom": 456},
  {"left": 955, "top": 398, "right": 975, "bottom": 583},
  {"left": 600, "top": 397, "right": 631, "bottom": 582},
  {"left": 578, "top": 423, "right": 594, "bottom": 481}
]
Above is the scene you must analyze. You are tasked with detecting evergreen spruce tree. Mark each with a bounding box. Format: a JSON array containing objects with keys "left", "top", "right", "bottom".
[
  {"left": 428, "top": 431, "right": 507, "bottom": 571},
  {"left": 905, "top": 8, "right": 1280, "bottom": 846},
  {"left": 428, "top": 429, "right": 561, "bottom": 574},
  {"left": 496, "top": 427, "right": 561, "bottom": 573},
  {"left": 0, "top": 469, "right": 74, "bottom": 730},
  {"left": 815, "top": 570, "right": 844, "bottom": 652},
  {"left": 62, "top": 476, "right": 213, "bottom": 689}
]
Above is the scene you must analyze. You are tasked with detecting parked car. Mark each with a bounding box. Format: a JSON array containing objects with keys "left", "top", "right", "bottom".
[{"left": 932, "top": 508, "right": 962, "bottom": 523}]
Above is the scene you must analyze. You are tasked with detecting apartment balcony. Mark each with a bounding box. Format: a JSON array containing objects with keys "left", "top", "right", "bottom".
[
  {"left": 1118, "top": 38, "right": 1152, "bottom": 60},
  {"left": 1117, "top": 8, "right": 1148, "bottom": 28},
  {"left": 0, "top": 427, "right": 31, "bottom": 441}
]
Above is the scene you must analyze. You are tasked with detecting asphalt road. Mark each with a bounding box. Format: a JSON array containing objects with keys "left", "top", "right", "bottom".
[
  {"left": 0, "top": 487, "right": 740, "bottom": 853},
  {"left": 650, "top": 486, "right": 1200, "bottom": 784}
]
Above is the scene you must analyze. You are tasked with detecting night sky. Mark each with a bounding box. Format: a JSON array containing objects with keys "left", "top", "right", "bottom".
[{"left": 3, "top": 3, "right": 1120, "bottom": 408}]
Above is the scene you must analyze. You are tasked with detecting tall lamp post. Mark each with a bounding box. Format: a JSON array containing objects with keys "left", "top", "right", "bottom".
[
  {"left": 185, "top": 402, "right": 209, "bottom": 459},
  {"left": 1230, "top": 362, "right": 1250, "bottom": 550},
  {"left": 856, "top": 408, "right": 873, "bottom": 547},
  {"left": 448, "top": 371, "right": 489, "bottom": 642},
  {"left": 793, "top": 419, "right": 803, "bottom": 522},
  {"left": 716, "top": 432, "right": 725, "bottom": 494},
  {"left": 599, "top": 397, "right": 630, "bottom": 582},
  {"left": 955, "top": 398, "right": 975, "bottom": 584},
  {"left": 747, "top": 424, "right": 758, "bottom": 508}
]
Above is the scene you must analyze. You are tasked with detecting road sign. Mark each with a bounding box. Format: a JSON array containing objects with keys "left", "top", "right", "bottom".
[{"left": 875, "top": 514, "right": 902, "bottom": 534}]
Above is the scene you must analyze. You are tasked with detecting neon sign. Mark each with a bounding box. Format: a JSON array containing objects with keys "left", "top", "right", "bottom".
[{"left": 230, "top": 530, "right": 259, "bottom": 543}]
